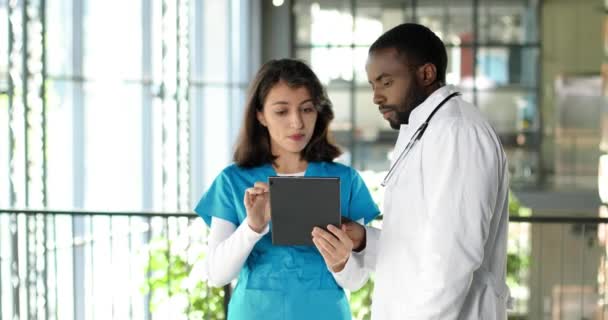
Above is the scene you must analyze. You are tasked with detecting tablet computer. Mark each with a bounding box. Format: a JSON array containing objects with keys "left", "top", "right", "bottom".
[{"left": 269, "top": 176, "right": 341, "bottom": 246}]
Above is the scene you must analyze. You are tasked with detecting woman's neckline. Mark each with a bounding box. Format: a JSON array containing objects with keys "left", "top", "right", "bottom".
[{"left": 276, "top": 171, "right": 305, "bottom": 177}]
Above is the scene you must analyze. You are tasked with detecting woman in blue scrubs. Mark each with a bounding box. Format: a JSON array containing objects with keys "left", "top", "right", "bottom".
[{"left": 195, "top": 59, "right": 379, "bottom": 320}]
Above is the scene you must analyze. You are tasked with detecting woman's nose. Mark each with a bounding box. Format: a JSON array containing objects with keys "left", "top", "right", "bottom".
[{"left": 290, "top": 113, "right": 304, "bottom": 128}]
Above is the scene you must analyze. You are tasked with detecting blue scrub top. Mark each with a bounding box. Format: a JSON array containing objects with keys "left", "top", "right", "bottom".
[{"left": 195, "top": 161, "right": 380, "bottom": 320}]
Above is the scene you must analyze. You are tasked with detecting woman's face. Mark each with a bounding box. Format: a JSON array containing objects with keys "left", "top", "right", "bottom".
[{"left": 257, "top": 81, "right": 318, "bottom": 158}]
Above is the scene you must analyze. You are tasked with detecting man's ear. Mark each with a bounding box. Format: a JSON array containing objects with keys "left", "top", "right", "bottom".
[
  {"left": 417, "top": 63, "right": 438, "bottom": 86},
  {"left": 257, "top": 111, "right": 267, "bottom": 127}
]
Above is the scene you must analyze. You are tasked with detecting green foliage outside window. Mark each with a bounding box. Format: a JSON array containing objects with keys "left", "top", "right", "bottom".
[{"left": 142, "top": 237, "right": 226, "bottom": 319}]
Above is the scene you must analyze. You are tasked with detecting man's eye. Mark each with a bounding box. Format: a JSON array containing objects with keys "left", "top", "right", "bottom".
[{"left": 383, "top": 80, "right": 392, "bottom": 87}]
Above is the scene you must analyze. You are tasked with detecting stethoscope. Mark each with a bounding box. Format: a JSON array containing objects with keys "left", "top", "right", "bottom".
[{"left": 381, "top": 91, "right": 460, "bottom": 187}]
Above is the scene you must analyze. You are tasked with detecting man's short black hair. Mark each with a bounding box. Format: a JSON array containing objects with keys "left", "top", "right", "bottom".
[{"left": 370, "top": 23, "right": 447, "bottom": 85}]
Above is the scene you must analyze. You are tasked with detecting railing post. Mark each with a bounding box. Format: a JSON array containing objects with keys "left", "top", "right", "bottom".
[{"left": 223, "top": 284, "right": 231, "bottom": 318}]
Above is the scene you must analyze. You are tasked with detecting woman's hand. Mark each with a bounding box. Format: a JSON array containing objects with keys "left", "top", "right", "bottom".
[
  {"left": 243, "top": 182, "right": 271, "bottom": 233},
  {"left": 311, "top": 224, "right": 353, "bottom": 272}
]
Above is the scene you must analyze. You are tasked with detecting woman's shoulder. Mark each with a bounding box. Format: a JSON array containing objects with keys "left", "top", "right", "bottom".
[
  {"left": 219, "top": 163, "right": 241, "bottom": 175},
  {"left": 215, "top": 163, "right": 270, "bottom": 185},
  {"left": 219, "top": 163, "right": 266, "bottom": 175},
  {"left": 214, "top": 164, "right": 239, "bottom": 180},
  {"left": 316, "top": 161, "right": 358, "bottom": 177}
]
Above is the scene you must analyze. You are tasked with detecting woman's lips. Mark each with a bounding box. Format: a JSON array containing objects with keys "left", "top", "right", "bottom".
[{"left": 289, "top": 134, "right": 305, "bottom": 141}]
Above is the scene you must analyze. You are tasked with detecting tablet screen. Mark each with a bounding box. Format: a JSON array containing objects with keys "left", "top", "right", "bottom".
[{"left": 269, "top": 176, "right": 341, "bottom": 246}]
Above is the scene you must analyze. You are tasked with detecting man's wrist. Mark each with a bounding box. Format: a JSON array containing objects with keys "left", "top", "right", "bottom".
[
  {"left": 330, "top": 259, "right": 348, "bottom": 273},
  {"left": 353, "top": 227, "right": 367, "bottom": 252}
]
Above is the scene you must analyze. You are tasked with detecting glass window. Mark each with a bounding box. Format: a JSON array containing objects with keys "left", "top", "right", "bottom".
[
  {"left": 46, "top": 0, "right": 73, "bottom": 77},
  {"left": 201, "top": 86, "right": 231, "bottom": 188},
  {"left": 46, "top": 80, "right": 75, "bottom": 209},
  {"left": 294, "top": 0, "right": 541, "bottom": 176},
  {"left": 418, "top": 0, "right": 474, "bottom": 45},
  {"left": 0, "top": 94, "right": 7, "bottom": 207},
  {"left": 83, "top": 0, "right": 142, "bottom": 80},
  {"left": 507, "top": 148, "right": 540, "bottom": 186},
  {"left": 293, "top": 0, "right": 354, "bottom": 47},
  {"left": 354, "top": 88, "right": 395, "bottom": 170},
  {"left": 478, "top": 0, "right": 539, "bottom": 44},
  {"left": 201, "top": 0, "right": 229, "bottom": 83},
  {"left": 84, "top": 82, "right": 142, "bottom": 211},
  {"left": 476, "top": 47, "right": 539, "bottom": 88},
  {"left": 446, "top": 45, "right": 474, "bottom": 85},
  {"left": 0, "top": 1, "right": 7, "bottom": 207},
  {"left": 354, "top": 87, "right": 387, "bottom": 141},
  {"left": 354, "top": 2, "right": 401, "bottom": 46},
  {"left": 354, "top": 47, "right": 372, "bottom": 85},
  {"left": 354, "top": 140, "right": 394, "bottom": 171},
  {"left": 326, "top": 88, "right": 352, "bottom": 145},
  {"left": 477, "top": 48, "right": 512, "bottom": 87},
  {"left": 293, "top": 0, "right": 314, "bottom": 45},
  {"left": 297, "top": 47, "right": 355, "bottom": 85},
  {"left": 0, "top": 3, "right": 7, "bottom": 91},
  {"left": 477, "top": 89, "right": 538, "bottom": 134},
  {"left": 1, "top": 2, "right": 257, "bottom": 319}
]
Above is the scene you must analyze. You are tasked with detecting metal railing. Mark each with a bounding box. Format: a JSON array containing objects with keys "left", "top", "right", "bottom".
[
  {"left": 508, "top": 215, "right": 608, "bottom": 320},
  {"left": 1, "top": 210, "right": 607, "bottom": 320},
  {"left": 0, "top": 209, "right": 230, "bottom": 320}
]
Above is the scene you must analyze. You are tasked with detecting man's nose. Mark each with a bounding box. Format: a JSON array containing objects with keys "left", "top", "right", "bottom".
[{"left": 373, "top": 91, "right": 385, "bottom": 105}]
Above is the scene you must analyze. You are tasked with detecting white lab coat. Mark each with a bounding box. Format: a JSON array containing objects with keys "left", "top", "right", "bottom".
[{"left": 333, "top": 85, "right": 510, "bottom": 319}]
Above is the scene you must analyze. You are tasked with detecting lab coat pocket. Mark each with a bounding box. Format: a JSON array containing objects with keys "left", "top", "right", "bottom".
[
  {"left": 480, "top": 284, "right": 498, "bottom": 318},
  {"left": 460, "top": 275, "right": 507, "bottom": 320}
]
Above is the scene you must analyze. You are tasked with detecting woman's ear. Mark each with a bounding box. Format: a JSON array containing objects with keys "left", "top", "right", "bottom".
[
  {"left": 257, "top": 111, "right": 267, "bottom": 127},
  {"left": 418, "top": 63, "right": 438, "bottom": 86}
]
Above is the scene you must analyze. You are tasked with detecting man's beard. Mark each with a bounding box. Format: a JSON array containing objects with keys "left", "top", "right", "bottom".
[{"left": 388, "top": 82, "right": 428, "bottom": 130}]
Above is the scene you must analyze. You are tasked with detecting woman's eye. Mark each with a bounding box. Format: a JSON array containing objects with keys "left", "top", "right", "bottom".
[
  {"left": 275, "top": 110, "right": 287, "bottom": 115},
  {"left": 302, "top": 107, "right": 315, "bottom": 113}
]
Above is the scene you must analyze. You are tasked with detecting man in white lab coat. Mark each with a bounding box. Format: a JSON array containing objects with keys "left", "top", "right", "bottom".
[{"left": 311, "top": 23, "right": 510, "bottom": 319}]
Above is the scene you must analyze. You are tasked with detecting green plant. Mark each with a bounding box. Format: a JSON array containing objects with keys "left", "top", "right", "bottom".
[
  {"left": 349, "top": 276, "right": 374, "bottom": 320},
  {"left": 506, "top": 251, "right": 530, "bottom": 288},
  {"left": 142, "top": 237, "right": 226, "bottom": 319}
]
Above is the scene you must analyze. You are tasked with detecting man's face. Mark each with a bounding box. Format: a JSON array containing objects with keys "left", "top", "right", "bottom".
[{"left": 365, "top": 48, "right": 428, "bottom": 130}]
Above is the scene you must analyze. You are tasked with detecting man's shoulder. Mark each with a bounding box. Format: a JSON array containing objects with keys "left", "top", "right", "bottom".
[
  {"left": 434, "top": 97, "right": 496, "bottom": 133},
  {"left": 426, "top": 100, "right": 504, "bottom": 155}
]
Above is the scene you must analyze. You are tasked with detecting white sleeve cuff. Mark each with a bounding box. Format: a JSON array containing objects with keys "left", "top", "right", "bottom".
[
  {"left": 331, "top": 250, "right": 369, "bottom": 291},
  {"left": 242, "top": 217, "right": 270, "bottom": 239},
  {"left": 332, "top": 250, "right": 364, "bottom": 277},
  {"left": 358, "top": 226, "right": 381, "bottom": 270}
]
